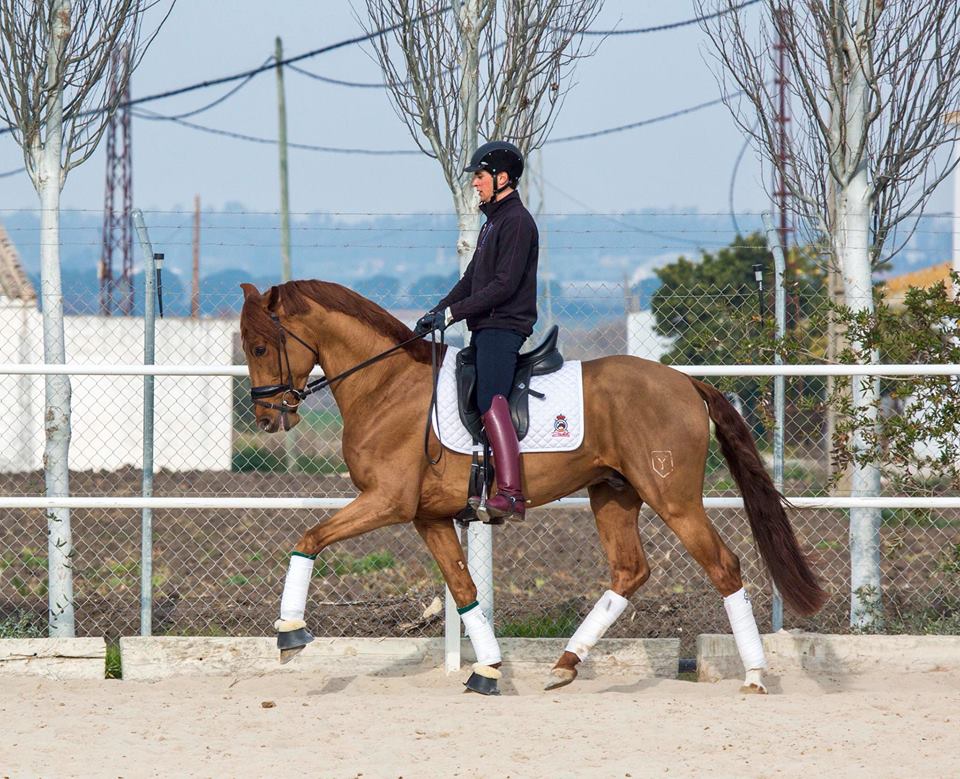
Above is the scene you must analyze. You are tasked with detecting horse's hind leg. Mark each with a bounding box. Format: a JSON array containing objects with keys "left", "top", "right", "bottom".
[
  {"left": 413, "top": 518, "right": 502, "bottom": 696},
  {"left": 545, "top": 480, "right": 649, "bottom": 691},
  {"left": 654, "top": 500, "right": 767, "bottom": 694}
]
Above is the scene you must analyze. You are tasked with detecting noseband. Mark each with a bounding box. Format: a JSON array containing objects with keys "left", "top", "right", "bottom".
[{"left": 249, "top": 315, "right": 323, "bottom": 428}]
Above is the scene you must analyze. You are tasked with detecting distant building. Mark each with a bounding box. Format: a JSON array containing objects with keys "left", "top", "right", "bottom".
[
  {"left": 0, "top": 225, "right": 38, "bottom": 306},
  {"left": 883, "top": 261, "right": 954, "bottom": 306},
  {"left": 0, "top": 222, "right": 234, "bottom": 473}
]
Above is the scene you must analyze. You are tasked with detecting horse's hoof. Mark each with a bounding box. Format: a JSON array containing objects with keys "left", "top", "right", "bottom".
[
  {"left": 279, "top": 645, "right": 306, "bottom": 665},
  {"left": 544, "top": 667, "right": 577, "bottom": 691},
  {"left": 275, "top": 623, "right": 314, "bottom": 664},
  {"left": 464, "top": 664, "right": 501, "bottom": 696},
  {"left": 739, "top": 668, "right": 767, "bottom": 694}
]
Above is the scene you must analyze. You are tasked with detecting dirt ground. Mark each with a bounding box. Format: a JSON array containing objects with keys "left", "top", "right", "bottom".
[{"left": 0, "top": 666, "right": 958, "bottom": 778}]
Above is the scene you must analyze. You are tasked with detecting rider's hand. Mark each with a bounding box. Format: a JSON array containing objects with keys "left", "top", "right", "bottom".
[{"left": 414, "top": 310, "right": 448, "bottom": 336}]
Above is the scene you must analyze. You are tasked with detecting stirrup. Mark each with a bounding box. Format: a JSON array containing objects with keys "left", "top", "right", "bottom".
[{"left": 475, "top": 495, "right": 507, "bottom": 525}]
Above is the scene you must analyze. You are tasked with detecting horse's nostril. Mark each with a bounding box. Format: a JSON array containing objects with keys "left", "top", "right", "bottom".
[{"left": 257, "top": 417, "right": 272, "bottom": 432}]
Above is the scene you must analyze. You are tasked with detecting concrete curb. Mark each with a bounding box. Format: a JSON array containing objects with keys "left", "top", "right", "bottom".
[
  {"left": 119, "top": 636, "right": 680, "bottom": 681},
  {"left": 697, "top": 631, "right": 960, "bottom": 680},
  {"left": 0, "top": 638, "right": 106, "bottom": 679}
]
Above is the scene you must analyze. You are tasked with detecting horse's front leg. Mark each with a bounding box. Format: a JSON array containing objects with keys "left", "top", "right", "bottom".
[
  {"left": 275, "top": 491, "right": 413, "bottom": 664},
  {"left": 414, "top": 518, "right": 503, "bottom": 696}
]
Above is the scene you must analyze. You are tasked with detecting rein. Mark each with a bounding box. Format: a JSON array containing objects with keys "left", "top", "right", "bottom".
[{"left": 250, "top": 315, "right": 446, "bottom": 460}]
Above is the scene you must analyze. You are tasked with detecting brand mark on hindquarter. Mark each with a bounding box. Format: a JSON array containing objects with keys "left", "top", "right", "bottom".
[{"left": 651, "top": 450, "right": 674, "bottom": 478}]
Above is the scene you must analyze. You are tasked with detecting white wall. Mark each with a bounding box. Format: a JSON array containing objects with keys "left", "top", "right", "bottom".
[
  {"left": 626, "top": 310, "right": 674, "bottom": 362},
  {"left": 0, "top": 303, "right": 236, "bottom": 473}
]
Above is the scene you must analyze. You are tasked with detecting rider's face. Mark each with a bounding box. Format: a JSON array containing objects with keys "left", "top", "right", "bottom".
[{"left": 472, "top": 170, "right": 508, "bottom": 204}]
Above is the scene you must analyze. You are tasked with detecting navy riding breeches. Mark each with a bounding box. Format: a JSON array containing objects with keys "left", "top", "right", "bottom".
[{"left": 471, "top": 328, "right": 526, "bottom": 414}]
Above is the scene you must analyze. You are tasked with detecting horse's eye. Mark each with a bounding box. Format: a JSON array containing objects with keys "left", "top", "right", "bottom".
[{"left": 253, "top": 346, "right": 267, "bottom": 357}]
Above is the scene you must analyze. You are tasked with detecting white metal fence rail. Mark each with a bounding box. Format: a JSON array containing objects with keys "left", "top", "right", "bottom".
[{"left": 3, "top": 361, "right": 957, "bottom": 665}]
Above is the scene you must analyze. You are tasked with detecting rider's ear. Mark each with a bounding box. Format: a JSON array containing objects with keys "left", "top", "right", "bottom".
[{"left": 240, "top": 283, "right": 261, "bottom": 302}]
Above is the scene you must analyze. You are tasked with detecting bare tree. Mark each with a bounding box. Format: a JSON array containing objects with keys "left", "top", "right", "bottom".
[
  {"left": 0, "top": 0, "right": 173, "bottom": 635},
  {"left": 363, "top": 0, "right": 603, "bottom": 271},
  {"left": 697, "top": 0, "right": 960, "bottom": 626}
]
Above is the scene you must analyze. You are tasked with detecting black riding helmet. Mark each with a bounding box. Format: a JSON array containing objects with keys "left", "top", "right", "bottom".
[{"left": 464, "top": 141, "right": 524, "bottom": 200}]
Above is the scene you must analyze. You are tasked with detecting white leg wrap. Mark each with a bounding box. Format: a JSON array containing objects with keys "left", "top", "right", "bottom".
[
  {"left": 279, "top": 554, "right": 315, "bottom": 622},
  {"left": 565, "top": 590, "right": 629, "bottom": 662},
  {"left": 460, "top": 603, "right": 501, "bottom": 666},
  {"left": 724, "top": 587, "right": 766, "bottom": 670}
]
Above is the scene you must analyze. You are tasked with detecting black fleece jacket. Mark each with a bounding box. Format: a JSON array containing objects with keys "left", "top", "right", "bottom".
[{"left": 433, "top": 191, "right": 539, "bottom": 337}]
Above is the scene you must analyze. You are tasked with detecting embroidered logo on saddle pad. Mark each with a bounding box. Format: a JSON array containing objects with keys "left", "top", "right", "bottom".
[{"left": 552, "top": 414, "right": 570, "bottom": 437}]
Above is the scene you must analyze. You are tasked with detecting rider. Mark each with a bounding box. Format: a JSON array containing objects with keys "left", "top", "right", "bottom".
[{"left": 415, "top": 140, "right": 539, "bottom": 521}]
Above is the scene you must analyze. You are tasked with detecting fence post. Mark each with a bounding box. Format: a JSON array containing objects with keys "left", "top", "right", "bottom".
[
  {"left": 444, "top": 522, "right": 462, "bottom": 672},
  {"left": 762, "top": 213, "right": 785, "bottom": 632},
  {"left": 132, "top": 210, "right": 157, "bottom": 636}
]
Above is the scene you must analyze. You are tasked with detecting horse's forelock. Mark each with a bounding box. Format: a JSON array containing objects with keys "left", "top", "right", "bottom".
[{"left": 240, "top": 294, "right": 281, "bottom": 348}]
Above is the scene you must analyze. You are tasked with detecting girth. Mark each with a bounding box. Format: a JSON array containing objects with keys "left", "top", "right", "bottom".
[{"left": 455, "top": 325, "right": 564, "bottom": 441}]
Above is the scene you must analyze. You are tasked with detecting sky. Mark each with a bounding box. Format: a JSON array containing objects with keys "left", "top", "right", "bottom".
[
  {"left": 0, "top": 1, "right": 955, "bottom": 220},
  {"left": 0, "top": 1, "right": 776, "bottom": 217}
]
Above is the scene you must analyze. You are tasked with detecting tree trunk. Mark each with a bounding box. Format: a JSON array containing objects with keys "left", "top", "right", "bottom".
[
  {"left": 37, "top": 0, "right": 74, "bottom": 637},
  {"left": 454, "top": 0, "right": 482, "bottom": 275},
  {"left": 839, "top": 3, "right": 882, "bottom": 627}
]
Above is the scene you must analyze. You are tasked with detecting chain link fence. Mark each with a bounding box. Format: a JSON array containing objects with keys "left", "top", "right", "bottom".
[{"left": 0, "top": 211, "right": 957, "bottom": 652}]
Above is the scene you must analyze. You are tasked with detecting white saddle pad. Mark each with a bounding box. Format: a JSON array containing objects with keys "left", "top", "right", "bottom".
[{"left": 432, "top": 347, "right": 584, "bottom": 454}]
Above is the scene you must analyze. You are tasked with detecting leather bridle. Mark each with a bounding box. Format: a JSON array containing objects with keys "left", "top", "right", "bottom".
[{"left": 249, "top": 313, "right": 437, "bottom": 434}]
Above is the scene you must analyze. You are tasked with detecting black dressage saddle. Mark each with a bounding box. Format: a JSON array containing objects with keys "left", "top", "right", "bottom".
[{"left": 454, "top": 325, "right": 564, "bottom": 441}]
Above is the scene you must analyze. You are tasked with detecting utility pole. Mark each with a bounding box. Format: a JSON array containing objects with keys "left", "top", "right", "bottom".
[
  {"left": 192, "top": 194, "right": 201, "bottom": 318},
  {"left": 276, "top": 36, "right": 292, "bottom": 284},
  {"left": 276, "top": 36, "right": 296, "bottom": 472}
]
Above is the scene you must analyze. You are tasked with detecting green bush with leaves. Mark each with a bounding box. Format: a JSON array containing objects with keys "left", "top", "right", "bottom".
[{"left": 829, "top": 273, "right": 960, "bottom": 493}]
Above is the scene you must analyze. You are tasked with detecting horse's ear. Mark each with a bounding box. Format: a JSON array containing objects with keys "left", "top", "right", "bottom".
[
  {"left": 240, "top": 283, "right": 261, "bottom": 302},
  {"left": 264, "top": 285, "right": 281, "bottom": 313}
]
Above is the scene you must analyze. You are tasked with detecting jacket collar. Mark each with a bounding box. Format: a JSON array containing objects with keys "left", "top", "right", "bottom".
[{"left": 480, "top": 189, "right": 520, "bottom": 220}]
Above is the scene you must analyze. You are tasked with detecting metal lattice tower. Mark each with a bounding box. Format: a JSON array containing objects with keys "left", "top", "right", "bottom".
[{"left": 100, "top": 52, "right": 133, "bottom": 316}]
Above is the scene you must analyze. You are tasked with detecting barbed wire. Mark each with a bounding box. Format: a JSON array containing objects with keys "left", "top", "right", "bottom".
[
  {"left": 4, "top": 224, "right": 797, "bottom": 235},
  {"left": 1, "top": 240, "right": 851, "bottom": 250},
  {"left": 3, "top": 207, "right": 959, "bottom": 218}
]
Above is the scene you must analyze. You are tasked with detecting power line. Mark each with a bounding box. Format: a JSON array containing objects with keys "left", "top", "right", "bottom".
[
  {"left": 119, "top": 10, "right": 450, "bottom": 110},
  {"left": 0, "top": 9, "right": 450, "bottom": 137},
  {"left": 547, "top": 94, "right": 740, "bottom": 144},
  {"left": 128, "top": 88, "right": 743, "bottom": 156},
  {"left": 577, "top": 0, "right": 761, "bottom": 35},
  {"left": 286, "top": 63, "right": 389, "bottom": 89},
  {"left": 159, "top": 57, "right": 274, "bottom": 120},
  {"left": 132, "top": 108, "right": 421, "bottom": 155}
]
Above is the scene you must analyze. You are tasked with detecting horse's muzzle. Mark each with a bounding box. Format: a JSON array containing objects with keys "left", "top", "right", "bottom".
[{"left": 256, "top": 409, "right": 300, "bottom": 433}]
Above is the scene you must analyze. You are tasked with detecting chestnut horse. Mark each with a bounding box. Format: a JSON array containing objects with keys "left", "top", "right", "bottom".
[{"left": 240, "top": 280, "right": 825, "bottom": 695}]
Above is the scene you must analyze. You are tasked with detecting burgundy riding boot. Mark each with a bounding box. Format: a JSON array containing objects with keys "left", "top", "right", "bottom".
[{"left": 482, "top": 394, "right": 526, "bottom": 521}]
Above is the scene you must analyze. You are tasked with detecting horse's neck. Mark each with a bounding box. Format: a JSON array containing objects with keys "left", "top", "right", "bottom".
[{"left": 310, "top": 310, "right": 418, "bottom": 421}]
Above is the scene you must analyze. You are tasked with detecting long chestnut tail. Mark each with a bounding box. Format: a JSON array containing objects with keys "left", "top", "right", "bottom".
[{"left": 691, "top": 378, "right": 827, "bottom": 616}]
